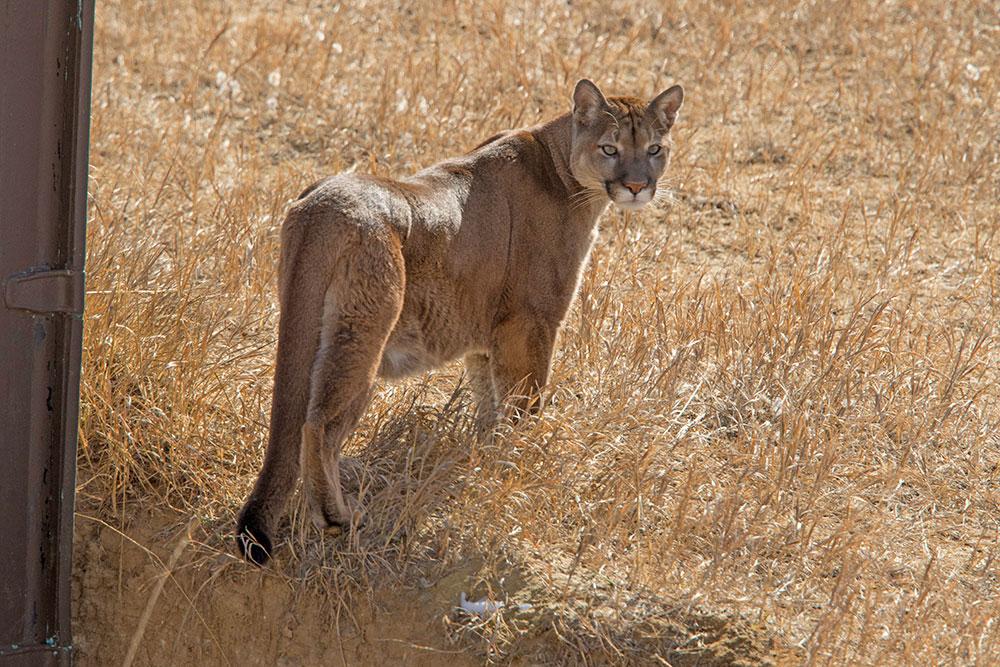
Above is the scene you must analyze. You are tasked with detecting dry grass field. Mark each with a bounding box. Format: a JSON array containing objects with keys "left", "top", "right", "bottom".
[{"left": 74, "top": 0, "right": 999, "bottom": 664}]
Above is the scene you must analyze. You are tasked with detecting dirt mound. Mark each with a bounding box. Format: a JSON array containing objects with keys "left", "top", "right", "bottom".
[
  {"left": 72, "top": 510, "right": 795, "bottom": 666},
  {"left": 73, "top": 510, "right": 475, "bottom": 666}
]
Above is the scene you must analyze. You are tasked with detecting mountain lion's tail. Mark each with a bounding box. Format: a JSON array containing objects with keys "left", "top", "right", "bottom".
[{"left": 235, "top": 203, "right": 339, "bottom": 565}]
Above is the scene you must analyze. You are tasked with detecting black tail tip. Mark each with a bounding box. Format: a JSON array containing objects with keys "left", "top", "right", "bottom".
[{"left": 236, "top": 516, "right": 272, "bottom": 566}]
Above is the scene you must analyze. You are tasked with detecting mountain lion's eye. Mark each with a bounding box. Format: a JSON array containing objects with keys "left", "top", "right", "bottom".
[
  {"left": 600, "top": 145, "right": 618, "bottom": 156},
  {"left": 648, "top": 144, "right": 662, "bottom": 155}
]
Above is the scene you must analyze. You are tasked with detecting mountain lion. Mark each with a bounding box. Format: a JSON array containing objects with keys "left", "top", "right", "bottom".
[{"left": 236, "top": 79, "right": 684, "bottom": 565}]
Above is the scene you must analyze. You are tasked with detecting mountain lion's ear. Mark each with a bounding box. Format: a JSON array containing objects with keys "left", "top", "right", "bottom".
[
  {"left": 573, "top": 79, "right": 609, "bottom": 124},
  {"left": 647, "top": 85, "right": 684, "bottom": 131}
]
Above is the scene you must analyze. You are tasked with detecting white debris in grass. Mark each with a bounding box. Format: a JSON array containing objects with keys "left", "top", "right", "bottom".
[{"left": 459, "top": 592, "right": 532, "bottom": 618}]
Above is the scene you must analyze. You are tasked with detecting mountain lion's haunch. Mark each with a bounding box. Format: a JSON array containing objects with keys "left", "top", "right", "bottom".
[{"left": 236, "top": 79, "right": 684, "bottom": 565}]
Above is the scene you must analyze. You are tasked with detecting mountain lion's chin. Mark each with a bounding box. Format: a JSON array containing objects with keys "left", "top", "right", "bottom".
[{"left": 612, "top": 199, "right": 650, "bottom": 212}]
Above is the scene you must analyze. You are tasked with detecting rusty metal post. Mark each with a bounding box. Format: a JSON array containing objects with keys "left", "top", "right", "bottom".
[{"left": 0, "top": 1, "right": 94, "bottom": 665}]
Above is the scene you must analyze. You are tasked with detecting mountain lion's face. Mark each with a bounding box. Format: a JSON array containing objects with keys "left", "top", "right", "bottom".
[{"left": 569, "top": 80, "right": 684, "bottom": 211}]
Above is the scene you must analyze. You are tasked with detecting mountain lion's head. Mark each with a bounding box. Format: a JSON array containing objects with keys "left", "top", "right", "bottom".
[{"left": 569, "top": 79, "right": 684, "bottom": 211}]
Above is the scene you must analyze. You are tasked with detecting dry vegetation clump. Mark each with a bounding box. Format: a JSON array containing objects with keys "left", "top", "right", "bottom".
[{"left": 78, "top": 0, "right": 999, "bottom": 664}]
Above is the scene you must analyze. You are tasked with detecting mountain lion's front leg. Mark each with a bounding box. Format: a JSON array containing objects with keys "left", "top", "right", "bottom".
[
  {"left": 489, "top": 315, "right": 557, "bottom": 421},
  {"left": 465, "top": 352, "right": 498, "bottom": 435}
]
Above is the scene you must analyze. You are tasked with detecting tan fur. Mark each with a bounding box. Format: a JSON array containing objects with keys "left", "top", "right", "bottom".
[{"left": 236, "top": 79, "right": 684, "bottom": 564}]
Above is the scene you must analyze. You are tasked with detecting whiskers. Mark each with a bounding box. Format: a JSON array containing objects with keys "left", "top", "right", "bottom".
[
  {"left": 651, "top": 176, "right": 680, "bottom": 207},
  {"left": 652, "top": 188, "right": 679, "bottom": 207},
  {"left": 569, "top": 186, "right": 608, "bottom": 212}
]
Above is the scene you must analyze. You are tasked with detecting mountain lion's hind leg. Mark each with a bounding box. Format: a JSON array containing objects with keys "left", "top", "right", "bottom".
[
  {"left": 300, "top": 229, "right": 405, "bottom": 532},
  {"left": 300, "top": 392, "right": 370, "bottom": 530}
]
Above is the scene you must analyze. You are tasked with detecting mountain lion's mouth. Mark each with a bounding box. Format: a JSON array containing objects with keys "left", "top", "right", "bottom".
[{"left": 606, "top": 181, "right": 654, "bottom": 210}]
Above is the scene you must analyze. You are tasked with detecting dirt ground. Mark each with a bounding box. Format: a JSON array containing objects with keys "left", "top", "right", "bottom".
[
  {"left": 72, "top": 508, "right": 798, "bottom": 665},
  {"left": 73, "top": 510, "right": 478, "bottom": 666}
]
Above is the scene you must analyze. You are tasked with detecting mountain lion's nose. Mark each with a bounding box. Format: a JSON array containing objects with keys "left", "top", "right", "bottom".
[{"left": 623, "top": 181, "right": 646, "bottom": 194}]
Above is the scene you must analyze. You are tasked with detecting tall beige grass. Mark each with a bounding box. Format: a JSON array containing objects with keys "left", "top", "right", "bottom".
[{"left": 80, "top": 0, "right": 999, "bottom": 664}]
